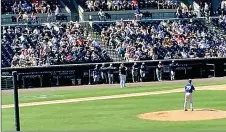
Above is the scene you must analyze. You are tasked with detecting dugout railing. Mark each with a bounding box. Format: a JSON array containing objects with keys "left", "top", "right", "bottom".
[
  {"left": 1, "top": 76, "right": 13, "bottom": 90},
  {"left": 224, "top": 63, "right": 226, "bottom": 75},
  {"left": 1, "top": 57, "right": 226, "bottom": 89}
]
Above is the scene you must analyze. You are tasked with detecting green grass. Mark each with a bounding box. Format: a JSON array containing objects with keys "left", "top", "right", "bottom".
[
  {"left": 2, "top": 90, "right": 226, "bottom": 131},
  {"left": 2, "top": 80, "right": 226, "bottom": 105}
]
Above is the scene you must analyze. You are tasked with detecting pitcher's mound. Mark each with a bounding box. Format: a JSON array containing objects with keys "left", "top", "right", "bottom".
[{"left": 138, "top": 109, "right": 226, "bottom": 121}]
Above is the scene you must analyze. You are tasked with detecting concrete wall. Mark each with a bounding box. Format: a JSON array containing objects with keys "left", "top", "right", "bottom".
[
  {"left": 79, "top": 9, "right": 177, "bottom": 21},
  {"left": 1, "top": 13, "right": 71, "bottom": 25}
]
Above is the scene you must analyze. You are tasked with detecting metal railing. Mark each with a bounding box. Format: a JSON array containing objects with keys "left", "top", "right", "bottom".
[
  {"left": 83, "top": 11, "right": 177, "bottom": 21},
  {"left": 206, "top": 63, "right": 216, "bottom": 77},
  {"left": 2, "top": 57, "right": 226, "bottom": 88},
  {"left": 76, "top": 0, "right": 180, "bottom": 11},
  {"left": 1, "top": 13, "right": 74, "bottom": 25}
]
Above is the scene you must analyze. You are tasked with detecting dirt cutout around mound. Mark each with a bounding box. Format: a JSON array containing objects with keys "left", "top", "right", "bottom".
[{"left": 138, "top": 109, "right": 226, "bottom": 121}]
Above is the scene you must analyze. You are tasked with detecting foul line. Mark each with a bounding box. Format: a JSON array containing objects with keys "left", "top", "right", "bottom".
[{"left": 2, "top": 85, "right": 226, "bottom": 109}]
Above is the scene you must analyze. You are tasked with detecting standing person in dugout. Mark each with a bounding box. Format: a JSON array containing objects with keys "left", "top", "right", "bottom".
[
  {"left": 132, "top": 62, "right": 139, "bottom": 83},
  {"left": 140, "top": 62, "right": 146, "bottom": 82},
  {"left": 119, "top": 63, "right": 127, "bottom": 88},
  {"left": 169, "top": 60, "right": 178, "bottom": 80},
  {"left": 156, "top": 61, "right": 163, "bottom": 81},
  {"left": 93, "top": 64, "right": 100, "bottom": 84},
  {"left": 100, "top": 63, "right": 108, "bottom": 84},
  {"left": 107, "top": 64, "right": 115, "bottom": 84}
]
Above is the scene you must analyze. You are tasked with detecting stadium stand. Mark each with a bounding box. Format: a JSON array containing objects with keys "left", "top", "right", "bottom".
[
  {"left": 77, "top": 0, "right": 180, "bottom": 12},
  {"left": 175, "top": 5, "right": 197, "bottom": 18},
  {"left": 93, "top": 18, "right": 226, "bottom": 62},
  {"left": 1, "top": 0, "right": 61, "bottom": 14},
  {"left": 1, "top": 0, "right": 70, "bottom": 25},
  {"left": 1, "top": 0, "right": 226, "bottom": 68},
  {"left": 1, "top": 22, "right": 112, "bottom": 67},
  {"left": 212, "top": 15, "right": 226, "bottom": 33}
]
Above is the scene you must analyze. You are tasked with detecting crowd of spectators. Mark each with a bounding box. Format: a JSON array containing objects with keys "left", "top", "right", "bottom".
[
  {"left": 2, "top": 22, "right": 112, "bottom": 67},
  {"left": 98, "top": 19, "right": 226, "bottom": 62},
  {"left": 210, "top": 1, "right": 226, "bottom": 32},
  {"left": 79, "top": 0, "right": 180, "bottom": 12},
  {"left": 212, "top": 14, "right": 226, "bottom": 32},
  {"left": 2, "top": 0, "right": 31, "bottom": 14},
  {"left": 1, "top": 0, "right": 59, "bottom": 14},
  {"left": 176, "top": 5, "right": 197, "bottom": 18},
  {"left": 2, "top": 0, "right": 63, "bottom": 24},
  {"left": 216, "top": 0, "right": 226, "bottom": 16},
  {"left": 198, "top": 1, "right": 225, "bottom": 17},
  {"left": 15, "top": 5, "right": 60, "bottom": 24}
]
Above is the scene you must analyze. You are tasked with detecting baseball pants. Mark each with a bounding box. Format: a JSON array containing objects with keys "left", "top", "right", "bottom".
[
  {"left": 170, "top": 71, "right": 175, "bottom": 80},
  {"left": 184, "top": 93, "right": 194, "bottom": 110},
  {"left": 120, "top": 74, "right": 126, "bottom": 88},
  {"left": 101, "top": 72, "right": 108, "bottom": 83},
  {"left": 108, "top": 74, "right": 114, "bottom": 84},
  {"left": 93, "top": 75, "right": 100, "bottom": 83},
  {"left": 132, "top": 71, "right": 138, "bottom": 83},
  {"left": 140, "top": 71, "right": 145, "bottom": 82},
  {"left": 156, "top": 69, "right": 162, "bottom": 81}
]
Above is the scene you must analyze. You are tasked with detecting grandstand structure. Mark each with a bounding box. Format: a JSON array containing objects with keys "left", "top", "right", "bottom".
[{"left": 1, "top": 0, "right": 226, "bottom": 68}]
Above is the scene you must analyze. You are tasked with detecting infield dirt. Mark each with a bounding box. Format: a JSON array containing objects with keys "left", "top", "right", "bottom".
[{"left": 138, "top": 109, "right": 226, "bottom": 121}]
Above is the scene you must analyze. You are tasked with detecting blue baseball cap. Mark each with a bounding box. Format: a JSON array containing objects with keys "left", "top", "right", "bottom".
[{"left": 188, "top": 79, "right": 192, "bottom": 83}]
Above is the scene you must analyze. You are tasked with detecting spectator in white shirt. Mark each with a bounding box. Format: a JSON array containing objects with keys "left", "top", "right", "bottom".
[
  {"left": 55, "top": 5, "right": 59, "bottom": 16},
  {"left": 87, "top": 0, "right": 95, "bottom": 11},
  {"left": 107, "top": 0, "right": 113, "bottom": 10},
  {"left": 98, "top": 9, "right": 106, "bottom": 21},
  {"left": 204, "top": 2, "right": 209, "bottom": 18}
]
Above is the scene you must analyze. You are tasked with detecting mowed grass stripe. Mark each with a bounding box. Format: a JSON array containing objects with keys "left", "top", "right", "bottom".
[
  {"left": 2, "top": 84, "right": 226, "bottom": 108},
  {"left": 2, "top": 91, "right": 226, "bottom": 131},
  {"left": 2, "top": 80, "right": 226, "bottom": 105}
]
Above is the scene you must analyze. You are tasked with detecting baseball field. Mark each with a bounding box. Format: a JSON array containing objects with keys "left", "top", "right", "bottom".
[{"left": 2, "top": 77, "right": 226, "bottom": 131}]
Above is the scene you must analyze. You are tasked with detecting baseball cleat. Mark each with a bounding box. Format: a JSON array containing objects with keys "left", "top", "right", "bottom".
[
  {"left": 192, "top": 109, "right": 194, "bottom": 111},
  {"left": 184, "top": 109, "right": 188, "bottom": 111}
]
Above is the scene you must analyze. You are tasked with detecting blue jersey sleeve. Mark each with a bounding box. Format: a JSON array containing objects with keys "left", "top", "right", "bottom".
[{"left": 192, "top": 85, "right": 195, "bottom": 91}]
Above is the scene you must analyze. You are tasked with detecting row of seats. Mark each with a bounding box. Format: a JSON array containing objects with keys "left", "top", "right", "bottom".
[
  {"left": 212, "top": 18, "right": 226, "bottom": 33},
  {"left": 78, "top": 0, "right": 179, "bottom": 12},
  {"left": 94, "top": 18, "right": 225, "bottom": 61}
]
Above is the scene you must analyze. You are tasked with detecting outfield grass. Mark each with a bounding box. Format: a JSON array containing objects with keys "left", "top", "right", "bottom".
[
  {"left": 2, "top": 80, "right": 226, "bottom": 105},
  {"left": 2, "top": 90, "right": 226, "bottom": 131}
]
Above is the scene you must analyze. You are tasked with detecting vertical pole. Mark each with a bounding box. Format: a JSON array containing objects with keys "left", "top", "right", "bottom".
[
  {"left": 88, "top": 70, "right": 91, "bottom": 85},
  {"left": 56, "top": 75, "right": 59, "bottom": 86},
  {"left": 74, "top": 71, "right": 76, "bottom": 86},
  {"left": 39, "top": 75, "right": 43, "bottom": 87},
  {"left": 224, "top": 63, "right": 226, "bottom": 75},
  {"left": 12, "top": 71, "right": 20, "bottom": 131},
  {"left": 22, "top": 77, "right": 25, "bottom": 88}
]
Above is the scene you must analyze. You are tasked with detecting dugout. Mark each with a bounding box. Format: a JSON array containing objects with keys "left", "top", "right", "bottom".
[{"left": 1, "top": 57, "right": 226, "bottom": 89}]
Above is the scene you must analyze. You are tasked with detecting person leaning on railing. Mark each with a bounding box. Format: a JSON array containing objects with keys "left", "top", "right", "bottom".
[
  {"left": 17, "top": 12, "right": 24, "bottom": 23},
  {"left": 135, "top": 8, "right": 143, "bottom": 20},
  {"left": 30, "top": 12, "right": 38, "bottom": 24},
  {"left": 98, "top": 9, "right": 106, "bottom": 21}
]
